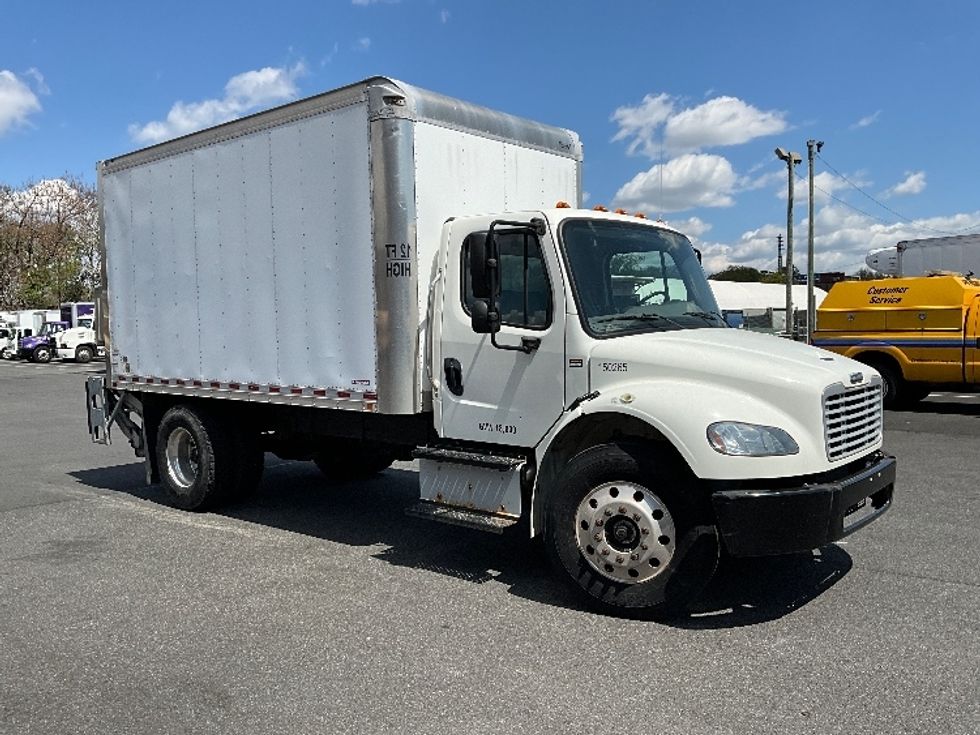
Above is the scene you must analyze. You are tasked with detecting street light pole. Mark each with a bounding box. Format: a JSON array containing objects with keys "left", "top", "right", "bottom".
[
  {"left": 806, "top": 139, "right": 824, "bottom": 343},
  {"left": 775, "top": 147, "right": 802, "bottom": 337}
]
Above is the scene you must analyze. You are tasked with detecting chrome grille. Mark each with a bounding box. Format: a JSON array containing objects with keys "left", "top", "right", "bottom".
[{"left": 823, "top": 381, "right": 883, "bottom": 460}]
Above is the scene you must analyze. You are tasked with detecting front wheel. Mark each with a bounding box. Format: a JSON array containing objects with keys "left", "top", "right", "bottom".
[
  {"left": 545, "top": 443, "right": 719, "bottom": 618},
  {"left": 32, "top": 345, "right": 52, "bottom": 363},
  {"left": 75, "top": 345, "right": 94, "bottom": 363}
]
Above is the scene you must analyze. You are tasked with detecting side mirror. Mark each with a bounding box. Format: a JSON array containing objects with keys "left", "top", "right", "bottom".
[
  {"left": 467, "top": 232, "right": 494, "bottom": 300},
  {"left": 470, "top": 299, "right": 500, "bottom": 334}
]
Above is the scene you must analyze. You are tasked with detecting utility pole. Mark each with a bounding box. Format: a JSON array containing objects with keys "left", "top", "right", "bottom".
[
  {"left": 775, "top": 147, "right": 802, "bottom": 337},
  {"left": 806, "top": 139, "right": 824, "bottom": 344},
  {"left": 777, "top": 234, "right": 784, "bottom": 274}
]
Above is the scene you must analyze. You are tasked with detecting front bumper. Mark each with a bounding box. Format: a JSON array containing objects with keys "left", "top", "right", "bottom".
[{"left": 711, "top": 452, "right": 896, "bottom": 556}]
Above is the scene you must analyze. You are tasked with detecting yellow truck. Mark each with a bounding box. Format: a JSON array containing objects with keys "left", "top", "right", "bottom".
[{"left": 813, "top": 274, "right": 980, "bottom": 407}]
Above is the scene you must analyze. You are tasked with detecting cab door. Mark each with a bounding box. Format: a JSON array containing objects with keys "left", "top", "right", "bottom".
[
  {"left": 435, "top": 216, "right": 565, "bottom": 446},
  {"left": 967, "top": 295, "right": 980, "bottom": 384}
]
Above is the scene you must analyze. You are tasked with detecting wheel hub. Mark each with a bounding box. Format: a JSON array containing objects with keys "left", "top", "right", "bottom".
[
  {"left": 165, "top": 426, "right": 200, "bottom": 490},
  {"left": 575, "top": 481, "right": 676, "bottom": 584}
]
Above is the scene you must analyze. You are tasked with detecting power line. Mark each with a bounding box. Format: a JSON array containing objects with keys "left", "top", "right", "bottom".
[{"left": 814, "top": 153, "right": 980, "bottom": 237}]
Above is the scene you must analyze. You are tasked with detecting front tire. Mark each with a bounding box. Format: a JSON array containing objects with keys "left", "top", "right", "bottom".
[
  {"left": 75, "top": 345, "right": 94, "bottom": 363},
  {"left": 545, "top": 443, "right": 719, "bottom": 618},
  {"left": 32, "top": 345, "right": 52, "bottom": 363}
]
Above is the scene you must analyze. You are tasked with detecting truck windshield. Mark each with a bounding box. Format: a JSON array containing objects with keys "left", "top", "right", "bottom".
[
  {"left": 560, "top": 218, "right": 724, "bottom": 336},
  {"left": 39, "top": 323, "right": 65, "bottom": 336}
]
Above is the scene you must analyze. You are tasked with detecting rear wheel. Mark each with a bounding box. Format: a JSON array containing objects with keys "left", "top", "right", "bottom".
[
  {"left": 873, "top": 360, "right": 929, "bottom": 409},
  {"left": 157, "top": 405, "right": 238, "bottom": 510},
  {"left": 545, "top": 443, "right": 719, "bottom": 618}
]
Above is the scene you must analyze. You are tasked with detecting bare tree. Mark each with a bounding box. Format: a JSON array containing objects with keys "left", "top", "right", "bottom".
[{"left": 0, "top": 177, "right": 99, "bottom": 310}]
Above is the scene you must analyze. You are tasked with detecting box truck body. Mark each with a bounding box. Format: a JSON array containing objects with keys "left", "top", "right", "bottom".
[
  {"left": 866, "top": 234, "right": 980, "bottom": 277},
  {"left": 86, "top": 77, "right": 895, "bottom": 617}
]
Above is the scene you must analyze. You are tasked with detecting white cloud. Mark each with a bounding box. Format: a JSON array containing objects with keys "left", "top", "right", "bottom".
[
  {"left": 614, "top": 153, "right": 737, "bottom": 213},
  {"left": 440, "top": 9, "right": 450, "bottom": 23},
  {"left": 851, "top": 110, "right": 881, "bottom": 129},
  {"left": 354, "top": 37, "right": 372, "bottom": 51},
  {"left": 696, "top": 203, "right": 980, "bottom": 277},
  {"left": 128, "top": 63, "right": 306, "bottom": 145},
  {"left": 0, "top": 69, "right": 43, "bottom": 136},
  {"left": 612, "top": 93, "right": 788, "bottom": 158},
  {"left": 664, "top": 96, "right": 788, "bottom": 155},
  {"left": 611, "top": 93, "right": 674, "bottom": 158},
  {"left": 889, "top": 170, "right": 926, "bottom": 196},
  {"left": 664, "top": 216, "right": 712, "bottom": 239}
]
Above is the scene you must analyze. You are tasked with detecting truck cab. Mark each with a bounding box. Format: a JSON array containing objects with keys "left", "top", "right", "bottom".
[
  {"left": 18, "top": 321, "right": 69, "bottom": 363},
  {"left": 56, "top": 316, "right": 101, "bottom": 363},
  {"left": 422, "top": 207, "right": 895, "bottom": 612}
]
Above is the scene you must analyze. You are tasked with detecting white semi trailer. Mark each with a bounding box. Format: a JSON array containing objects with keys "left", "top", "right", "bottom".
[
  {"left": 86, "top": 77, "right": 896, "bottom": 617},
  {"left": 866, "top": 234, "right": 980, "bottom": 277}
]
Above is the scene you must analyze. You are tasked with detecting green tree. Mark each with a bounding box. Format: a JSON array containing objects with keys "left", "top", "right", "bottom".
[{"left": 709, "top": 265, "right": 763, "bottom": 282}]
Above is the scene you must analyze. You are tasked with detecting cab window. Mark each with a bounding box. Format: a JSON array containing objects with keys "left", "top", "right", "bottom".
[{"left": 463, "top": 231, "right": 552, "bottom": 329}]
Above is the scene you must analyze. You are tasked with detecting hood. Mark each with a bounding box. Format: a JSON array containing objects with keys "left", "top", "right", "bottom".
[
  {"left": 583, "top": 328, "right": 881, "bottom": 478},
  {"left": 590, "top": 328, "right": 866, "bottom": 388}
]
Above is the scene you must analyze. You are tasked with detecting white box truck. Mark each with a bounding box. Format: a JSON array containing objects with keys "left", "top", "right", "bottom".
[
  {"left": 866, "top": 234, "right": 980, "bottom": 277},
  {"left": 86, "top": 77, "right": 896, "bottom": 617}
]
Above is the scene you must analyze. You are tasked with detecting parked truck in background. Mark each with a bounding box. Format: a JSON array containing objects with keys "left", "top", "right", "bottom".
[
  {"left": 85, "top": 77, "right": 896, "bottom": 617},
  {"left": 18, "top": 319, "right": 69, "bottom": 363},
  {"left": 813, "top": 274, "right": 980, "bottom": 407},
  {"left": 866, "top": 234, "right": 980, "bottom": 277},
  {"left": 55, "top": 301, "right": 101, "bottom": 362}
]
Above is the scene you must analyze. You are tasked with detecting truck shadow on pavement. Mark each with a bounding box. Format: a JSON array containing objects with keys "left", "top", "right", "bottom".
[{"left": 70, "top": 458, "right": 852, "bottom": 628}]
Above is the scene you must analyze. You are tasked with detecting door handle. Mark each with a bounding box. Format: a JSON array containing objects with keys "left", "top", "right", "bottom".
[{"left": 444, "top": 357, "right": 464, "bottom": 396}]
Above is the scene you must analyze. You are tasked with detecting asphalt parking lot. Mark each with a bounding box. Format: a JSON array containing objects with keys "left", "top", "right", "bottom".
[{"left": 1, "top": 359, "right": 977, "bottom": 735}]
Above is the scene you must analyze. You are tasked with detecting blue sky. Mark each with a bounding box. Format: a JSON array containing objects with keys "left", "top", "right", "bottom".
[{"left": 3, "top": 0, "right": 979, "bottom": 275}]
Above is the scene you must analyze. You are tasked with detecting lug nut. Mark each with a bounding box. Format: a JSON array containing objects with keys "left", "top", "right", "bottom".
[
  {"left": 604, "top": 509, "right": 612, "bottom": 517},
  {"left": 641, "top": 528, "right": 650, "bottom": 536},
  {"left": 618, "top": 507, "right": 627, "bottom": 514},
  {"left": 630, "top": 553, "right": 639, "bottom": 561},
  {"left": 616, "top": 556, "right": 624, "bottom": 564},
  {"left": 632, "top": 513, "right": 641, "bottom": 521},
  {"left": 601, "top": 549, "right": 610, "bottom": 556},
  {"left": 593, "top": 533, "right": 602, "bottom": 542},
  {"left": 640, "top": 544, "right": 648, "bottom": 551},
  {"left": 595, "top": 519, "right": 604, "bottom": 527}
]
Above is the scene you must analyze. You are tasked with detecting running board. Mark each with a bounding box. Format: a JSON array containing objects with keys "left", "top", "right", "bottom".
[
  {"left": 412, "top": 446, "right": 524, "bottom": 470},
  {"left": 405, "top": 500, "right": 518, "bottom": 534}
]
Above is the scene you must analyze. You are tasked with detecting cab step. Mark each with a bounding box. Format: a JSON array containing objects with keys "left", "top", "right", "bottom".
[
  {"left": 412, "top": 446, "right": 524, "bottom": 470},
  {"left": 404, "top": 500, "right": 518, "bottom": 534}
]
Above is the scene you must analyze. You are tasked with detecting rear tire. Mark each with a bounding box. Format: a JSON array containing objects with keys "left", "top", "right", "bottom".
[
  {"left": 157, "top": 405, "right": 238, "bottom": 510},
  {"left": 873, "top": 360, "right": 928, "bottom": 409},
  {"left": 545, "top": 443, "right": 719, "bottom": 618}
]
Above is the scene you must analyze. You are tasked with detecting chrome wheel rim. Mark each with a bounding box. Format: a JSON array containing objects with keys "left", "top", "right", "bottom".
[
  {"left": 575, "top": 481, "right": 676, "bottom": 583},
  {"left": 165, "top": 427, "right": 200, "bottom": 490}
]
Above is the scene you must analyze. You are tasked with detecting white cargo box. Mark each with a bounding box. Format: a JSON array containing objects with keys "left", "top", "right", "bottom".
[{"left": 100, "top": 76, "right": 582, "bottom": 415}]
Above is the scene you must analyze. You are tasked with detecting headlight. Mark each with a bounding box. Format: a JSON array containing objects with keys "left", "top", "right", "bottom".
[{"left": 706, "top": 422, "right": 799, "bottom": 456}]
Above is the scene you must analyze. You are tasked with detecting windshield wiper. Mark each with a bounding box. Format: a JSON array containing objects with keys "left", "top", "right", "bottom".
[
  {"left": 683, "top": 310, "right": 725, "bottom": 324},
  {"left": 592, "top": 313, "right": 683, "bottom": 329}
]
